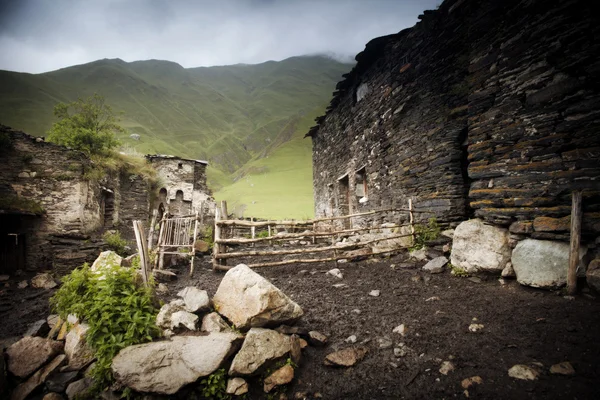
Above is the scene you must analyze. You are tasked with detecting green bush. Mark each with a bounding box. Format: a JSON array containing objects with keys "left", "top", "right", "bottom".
[
  {"left": 50, "top": 263, "right": 160, "bottom": 392},
  {"left": 103, "top": 231, "right": 127, "bottom": 255},
  {"left": 199, "top": 368, "right": 230, "bottom": 400},
  {"left": 410, "top": 217, "right": 441, "bottom": 251}
]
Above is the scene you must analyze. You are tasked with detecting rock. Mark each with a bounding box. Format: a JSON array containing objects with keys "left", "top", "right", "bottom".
[
  {"left": 369, "top": 290, "right": 380, "bottom": 297},
  {"left": 441, "top": 229, "right": 454, "bottom": 239},
  {"left": 64, "top": 323, "right": 94, "bottom": 371},
  {"left": 439, "top": 361, "right": 455, "bottom": 375},
  {"left": 91, "top": 251, "right": 123, "bottom": 272},
  {"left": 17, "top": 280, "right": 28, "bottom": 289},
  {"left": 152, "top": 269, "right": 178, "bottom": 282},
  {"left": 290, "top": 334, "right": 302, "bottom": 366},
  {"left": 11, "top": 354, "right": 66, "bottom": 400},
  {"left": 226, "top": 377, "right": 249, "bottom": 395},
  {"left": 533, "top": 216, "right": 571, "bottom": 232},
  {"left": 201, "top": 312, "right": 232, "bottom": 333},
  {"left": 343, "top": 247, "right": 372, "bottom": 260},
  {"left": 586, "top": 259, "right": 600, "bottom": 293},
  {"left": 378, "top": 337, "right": 393, "bottom": 349},
  {"left": 112, "top": 333, "right": 240, "bottom": 395},
  {"left": 65, "top": 377, "right": 93, "bottom": 400},
  {"left": 550, "top": 361, "right": 575, "bottom": 375},
  {"left": 31, "top": 273, "right": 58, "bottom": 289},
  {"left": 6, "top": 336, "right": 63, "bottom": 378},
  {"left": 56, "top": 322, "right": 69, "bottom": 340},
  {"left": 425, "top": 296, "right": 440, "bottom": 302},
  {"left": 508, "top": 364, "right": 541, "bottom": 380},
  {"left": 275, "top": 325, "right": 309, "bottom": 336},
  {"left": 423, "top": 256, "right": 447, "bottom": 273},
  {"left": 394, "top": 347, "right": 407, "bottom": 357},
  {"left": 332, "top": 283, "right": 347, "bottom": 288},
  {"left": 229, "top": 328, "right": 291, "bottom": 376},
  {"left": 409, "top": 248, "right": 428, "bottom": 261},
  {"left": 25, "top": 319, "right": 50, "bottom": 337},
  {"left": 156, "top": 299, "right": 186, "bottom": 329},
  {"left": 450, "top": 219, "right": 511, "bottom": 273},
  {"left": 264, "top": 364, "right": 294, "bottom": 393},
  {"left": 156, "top": 283, "right": 169, "bottom": 295},
  {"left": 170, "top": 311, "right": 199, "bottom": 331},
  {"left": 392, "top": 324, "right": 406, "bottom": 336},
  {"left": 324, "top": 347, "right": 368, "bottom": 367},
  {"left": 307, "top": 331, "right": 328, "bottom": 347},
  {"left": 326, "top": 268, "right": 343, "bottom": 279},
  {"left": 468, "top": 277, "right": 482, "bottom": 284},
  {"left": 501, "top": 262, "right": 516, "bottom": 278},
  {"left": 46, "top": 371, "right": 79, "bottom": 392},
  {"left": 461, "top": 376, "right": 483, "bottom": 389},
  {"left": 194, "top": 240, "right": 211, "bottom": 253},
  {"left": 509, "top": 221, "right": 533, "bottom": 234},
  {"left": 212, "top": 264, "right": 303, "bottom": 330},
  {"left": 177, "top": 287, "right": 210, "bottom": 313},
  {"left": 120, "top": 254, "right": 138, "bottom": 268},
  {"left": 43, "top": 394, "right": 65, "bottom": 400},
  {"left": 47, "top": 315, "right": 60, "bottom": 329},
  {"left": 468, "top": 324, "right": 484, "bottom": 332},
  {"left": 512, "top": 239, "right": 587, "bottom": 288},
  {"left": 345, "top": 335, "right": 357, "bottom": 344}
]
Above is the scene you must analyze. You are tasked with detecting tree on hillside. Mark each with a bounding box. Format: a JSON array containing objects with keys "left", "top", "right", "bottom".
[{"left": 47, "top": 94, "right": 123, "bottom": 156}]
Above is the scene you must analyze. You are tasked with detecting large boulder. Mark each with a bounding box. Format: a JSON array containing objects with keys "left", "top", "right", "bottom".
[
  {"left": 587, "top": 259, "right": 600, "bottom": 293},
  {"left": 450, "top": 219, "right": 511, "bottom": 273},
  {"left": 229, "top": 328, "right": 292, "bottom": 376},
  {"left": 6, "top": 336, "right": 64, "bottom": 378},
  {"left": 91, "top": 251, "right": 123, "bottom": 272},
  {"left": 112, "top": 333, "right": 240, "bottom": 395},
  {"left": 212, "top": 264, "right": 303, "bottom": 329},
  {"left": 512, "top": 239, "right": 587, "bottom": 288},
  {"left": 64, "top": 323, "right": 95, "bottom": 371}
]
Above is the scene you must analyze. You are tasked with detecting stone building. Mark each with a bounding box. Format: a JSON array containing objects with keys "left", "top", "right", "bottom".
[
  {"left": 309, "top": 0, "right": 600, "bottom": 238},
  {"left": 146, "top": 155, "right": 215, "bottom": 219}
]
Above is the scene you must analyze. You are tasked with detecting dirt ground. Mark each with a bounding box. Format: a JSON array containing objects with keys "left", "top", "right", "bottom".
[{"left": 2, "top": 251, "right": 600, "bottom": 399}]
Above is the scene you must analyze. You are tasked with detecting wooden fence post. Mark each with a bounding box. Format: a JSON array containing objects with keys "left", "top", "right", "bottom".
[
  {"left": 190, "top": 211, "right": 199, "bottom": 277},
  {"left": 212, "top": 207, "right": 221, "bottom": 271},
  {"left": 133, "top": 220, "right": 150, "bottom": 287},
  {"left": 567, "top": 190, "right": 582, "bottom": 295},
  {"left": 408, "top": 199, "right": 415, "bottom": 244}
]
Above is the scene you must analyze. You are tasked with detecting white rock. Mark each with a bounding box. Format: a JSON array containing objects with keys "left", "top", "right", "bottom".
[
  {"left": 327, "top": 268, "right": 343, "bottom": 279},
  {"left": 345, "top": 335, "right": 357, "bottom": 344},
  {"left": 393, "top": 324, "right": 406, "bottom": 336},
  {"left": 332, "top": 283, "right": 347, "bottom": 288},
  {"left": 501, "top": 262, "right": 515, "bottom": 278},
  {"left": 170, "top": 311, "right": 199, "bottom": 331},
  {"left": 439, "top": 361, "right": 455, "bottom": 375},
  {"left": 31, "top": 273, "right": 57, "bottom": 289},
  {"left": 423, "top": 257, "right": 448, "bottom": 274},
  {"left": 409, "top": 248, "right": 428, "bottom": 261},
  {"left": 508, "top": 364, "right": 540, "bottom": 380},
  {"left": 156, "top": 299, "right": 186, "bottom": 329},
  {"left": 226, "top": 377, "right": 249, "bottom": 395},
  {"left": 177, "top": 287, "right": 210, "bottom": 313},
  {"left": 212, "top": 264, "right": 303, "bottom": 330},
  {"left": 201, "top": 312, "right": 232, "bottom": 333},
  {"left": 91, "top": 251, "right": 123, "bottom": 272},
  {"left": 450, "top": 219, "right": 511, "bottom": 273},
  {"left": 64, "top": 323, "right": 94, "bottom": 371},
  {"left": 229, "top": 328, "right": 291, "bottom": 376},
  {"left": 112, "top": 333, "right": 240, "bottom": 394},
  {"left": 468, "top": 323, "right": 484, "bottom": 332},
  {"left": 512, "top": 239, "right": 587, "bottom": 288},
  {"left": 369, "top": 290, "right": 380, "bottom": 297}
]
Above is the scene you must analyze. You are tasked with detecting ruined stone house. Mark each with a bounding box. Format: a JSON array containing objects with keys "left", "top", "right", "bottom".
[{"left": 309, "top": 0, "right": 600, "bottom": 240}]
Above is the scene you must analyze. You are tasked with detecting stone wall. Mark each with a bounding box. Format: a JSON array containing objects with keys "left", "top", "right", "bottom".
[{"left": 310, "top": 0, "right": 600, "bottom": 239}]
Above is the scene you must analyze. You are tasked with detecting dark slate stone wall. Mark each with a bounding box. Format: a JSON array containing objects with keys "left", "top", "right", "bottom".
[{"left": 310, "top": 0, "right": 600, "bottom": 238}]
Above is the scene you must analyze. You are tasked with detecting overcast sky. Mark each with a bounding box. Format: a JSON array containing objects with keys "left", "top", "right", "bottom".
[{"left": 0, "top": 0, "right": 439, "bottom": 74}]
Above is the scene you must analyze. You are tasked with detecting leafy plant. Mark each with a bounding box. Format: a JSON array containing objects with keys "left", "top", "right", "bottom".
[
  {"left": 103, "top": 231, "right": 127, "bottom": 255},
  {"left": 409, "top": 218, "right": 441, "bottom": 251},
  {"left": 50, "top": 263, "right": 160, "bottom": 393},
  {"left": 199, "top": 368, "right": 231, "bottom": 400},
  {"left": 449, "top": 263, "right": 469, "bottom": 277},
  {"left": 256, "top": 230, "right": 271, "bottom": 239}
]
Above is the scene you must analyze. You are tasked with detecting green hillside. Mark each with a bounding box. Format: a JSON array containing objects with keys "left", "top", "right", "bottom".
[{"left": 0, "top": 56, "right": 351, "bottom": 218}]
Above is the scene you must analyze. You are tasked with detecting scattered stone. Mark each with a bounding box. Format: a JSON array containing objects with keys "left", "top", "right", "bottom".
[
  {"left": 31, "top": 273, "right": 58, "bottom": 289},
  {"left": 326, "top": 268, "right": 343, "bottom": 279},
  {"left": 498, "top": 278, "right": 507, "bottom": 285},
  {"left": 332, "top": 283, "right": 347, "bottom": 288},
  {"left": 468, "top": 277, "right": 482, "bottom": 284},
  {"left": 46, "top": 371, "right": 79, "bottom": 392},
  {"left": 6, "top": 336, "right": 64, "bottom": 378},
  {"left": 550, "top": 361, "right": 575, "bottom": 376},
  {"left": 508, "top": 364, "right": 541, "bottom": 380},
  {"left": 369, "top": 290, "right": 380, "bottom": 297},
  {"left": 423, "top": 256, "right": 448, "bottom": 273},
  {"left": 352, "top": 309, "right": 361, "bottom": 314},
  {"left": 170, "top": 311, "right": 199, "bottom": 331},
  {"left": 345, "top": 335, "right": 357, "bottom": 344},
  {"left": 394, "top": 347, "right": 407, "bottom": 357},
  {"left": 324, "top": 347, "right": 368, "bottom": 367},
  {"left": 425, "top": 296, "right": 440, "bottom": 302},
  {"left": 25, "top": 319, "right": 50, "bottom": 337},
  {"left": 47, "top": 314, "right": 60, "bottom": 329},
  {"left": 502, "top": 262, "right": 516, "bottom": 278},
  {"left": 299, "top": 338, "right": 309, "bottom": 349},
  {"left": 112, "top": 333, "right": 241, "bottom": 394},
  {"left": 392, "top": 324, "right": 406, "bottom": 336},
  {"left": 390, "top": 264, "right": 396, "bottom": 270},
  {"left": 439, "top": 361, "right": 455, "bottom": 375},
  {"left": 213, "top": 264, "right": 303, "bottom": 330},
  {"left": 307, "top": 331, "right": 328, "bottom": 347},
  {"left": 65, "top": 377, "right": 93, "bottom": 400},
  {"left": 461, "top": 376, "right": 483, "bottom": 389},
  {"left": 586, "top": 259, "right": 600, "bottom": 293},
  {"left": 201, "top": 312, "right": 232, "bottom": 333},
  {"left": 64, "top": 323, "right": 94, "bottom": 371},
  {"left": 409, "top": 248, "right": 428, "bottom": 261},
  {"left": 378, "top": 337, "right": 393, "bottom": 349},
  {"left": 156, "top": 283, "right": 169, "bottom": 295},
  {"left": 156, "top": 299, "right": 186, "bottom": 329},
  {"left": 450, "top": 219, "right": 511, "bottom": 273},
  {"left": 177, "top": 287, "right": 210, "bottom": 313},
  {"left": 91, "top": 251, "right": 123, "bottom": 272},
  {"left": 11, "top": 354, "right": 66, "bottom": 400},
  {"left": 290, "top": 334, "right": 302, "bottom": 365},
  {"left": 226, "top": 377, "right": 249, "bottom": 396},
  {"left": 264, "top": 364, "right": 294, "bottom": 393},
  {"left": 17, "top": 280, "right": 28, "bottom": 289},
  {"left": 229, "top": 328, "right": 291, "bottom": 376},
  {"left": 152, "top": 269, "right": 178, "bottom": 282},
  {"left": 442, "top": 244, "right": 451, "bottom": 253},
  {"left": 468, "top": 324, "right": 484, "bottom": 333}
]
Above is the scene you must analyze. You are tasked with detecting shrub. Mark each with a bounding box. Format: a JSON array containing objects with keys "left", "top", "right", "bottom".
[
  {"left": 199, "top": 368, "right": 230, "bottom": 400},
  {"left": 50, "top": 263, "right": 160, "bottom": 392},
  {"left": 103, "top": 231, "right": 127, "bottom": 255},
  {"left": 410, "top": 217, "right": 441, "bottom": 250}
]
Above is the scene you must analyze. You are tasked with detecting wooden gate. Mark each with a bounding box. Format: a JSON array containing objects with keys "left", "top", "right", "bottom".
[{"left": 154, "top": 212, "right": 199, "bottom": 276}]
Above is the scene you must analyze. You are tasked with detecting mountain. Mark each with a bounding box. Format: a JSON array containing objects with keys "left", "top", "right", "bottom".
[{"left": 0, "top": 56, "right": 351, "bottom": 202}]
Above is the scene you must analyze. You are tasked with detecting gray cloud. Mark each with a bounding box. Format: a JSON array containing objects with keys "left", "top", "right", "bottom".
[{"left": 0, "top": 0, "right": 439, "bottom": 73}]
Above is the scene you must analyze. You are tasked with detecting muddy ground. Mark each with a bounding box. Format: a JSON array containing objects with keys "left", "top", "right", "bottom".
[{"left": 2, "top": 251, "right": 600, "bottom": 399}]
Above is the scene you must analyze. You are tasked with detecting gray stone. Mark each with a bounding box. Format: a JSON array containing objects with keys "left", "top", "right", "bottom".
[
  {"left": 229, "top": 328, "right": 291, "bottom": 376},
  {"left": 290, "top": 334, "right": 302, "bottom": 365},
  {"left": 324, "top": 347, "right": 368, "bottom": 367},
  {"left": 31, "top": 273, "right": 57, "bottom": 289},
  {"left": 152, "top": 269, "right": 178, "bottom": 282},
  {"left": 212, "top": 264, "right": 303, "bottom": 330},
  {"left": 6, "top": 336, "right": 63, "bottom": 378},
  {"left": 64, "top": 323, "right": 94, "bottom": 371},
  {"left": 423, "top": 256, "right": 448, "bottom": 274},
  {"left": 25, "top": 319, "right": 50, "bottom": 337},
  {"left": 501, "top": 262, "right": 516, "bottom": 278},
  {"left": 226, "top": 377, "right": 249, "bottom": 395},
  {"left": 177, "top": 287, "right": 210, "bottom": 313},
  {"left": 512, "top": 239, "right": 587, "bottom": 288},
  {"left": 326, "top": 268, "right": 343, "bottom": 279},
  {"left": 11, "top": 354, "right": 65, "bottom": 400},
  {"left": 66, "top": 377, "right": 93, "bottom": 400},
  {"left": 201, "top": 312, "right": 231, "bottom": 333},
  {"left": 409, "top": 248, "right": 428, "bottom": 261},
  {"left": 169, "top": 310, "right": 199, "bottom": 331},
  {"left": 550, "top": 361, "right": 575, "bottom": 375},
  {"left": 46, "top": 371, "right": 79, "bottom": 392},
  {"left": 264, "top": 364, "right": 294, "bottom": 393},
  {"left": 307, "top": 331, "right": 328, "bottom": 347},
  {"left": 156, "top": 299, "right": 186, "bottom": 329},
  {"left": 369, "top": 290, "right": 380, "bottom": 297},
  {"left": 91, "top": 251, "right": 123, "bottom": 272},
  {"left": 378, "top": 337, "right": 393, "bottom": 349},
  {"left": 112, "top": 333, "right": 241, "bottom": 395},
  {"left": 586, "top": 259, "right": 600, "bottom": 293},
  {"left": 47, "top": 314, "right": 60, "bottom": 329},
  {"left": 450, "top": 219, "right": 511, "bottom": 273}
]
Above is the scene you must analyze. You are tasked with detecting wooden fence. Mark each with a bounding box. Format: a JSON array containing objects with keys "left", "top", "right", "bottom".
[{"left": 212, "top": 200, "right": 432, "bottom": 271}]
